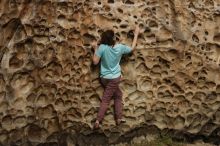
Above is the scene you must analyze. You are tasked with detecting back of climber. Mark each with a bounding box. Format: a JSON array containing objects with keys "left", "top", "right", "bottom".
[{"left": 92, "top": 26, "right": 140, "bottom": 129}]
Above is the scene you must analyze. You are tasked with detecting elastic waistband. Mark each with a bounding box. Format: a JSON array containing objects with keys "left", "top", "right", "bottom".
[{"left": 101, "top": 75, "right": 121, "bottom": 80}]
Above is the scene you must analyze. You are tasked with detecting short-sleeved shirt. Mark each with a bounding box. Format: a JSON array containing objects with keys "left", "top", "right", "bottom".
[{"left": 95, "top": 43, "right": 132, "bottom": 79}]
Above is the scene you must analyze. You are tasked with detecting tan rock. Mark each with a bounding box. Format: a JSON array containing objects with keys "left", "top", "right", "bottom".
[{"left": 0, "top": 0, "right": 220, "bottom": 145}]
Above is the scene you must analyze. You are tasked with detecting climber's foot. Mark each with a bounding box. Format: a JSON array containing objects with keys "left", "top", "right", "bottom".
[
  {"left": 93, "top": 120, "right": 100, "bottom": 130},
  {"left": 116, "top": 119, "right": 126, "bottom": 125}
]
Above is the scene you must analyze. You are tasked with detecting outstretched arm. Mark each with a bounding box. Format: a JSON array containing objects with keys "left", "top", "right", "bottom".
[
  {"left": 131, "top": 25, "right": 140, "bottom": 51},
  {"left": 92, "top": 41, "right": 100, "bottom": 65}
]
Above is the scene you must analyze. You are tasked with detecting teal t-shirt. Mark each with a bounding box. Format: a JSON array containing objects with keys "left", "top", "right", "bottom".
[{"left": 95, "top": 43, "right": 132, "bottom": 79}]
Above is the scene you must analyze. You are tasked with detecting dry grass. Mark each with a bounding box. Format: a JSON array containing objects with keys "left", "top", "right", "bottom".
[
  {"left": 132, "top": 136, "right": 184, "bottom": 146},
  {"left": 131, "top": 136, "right": 215, "bottom": 146}
]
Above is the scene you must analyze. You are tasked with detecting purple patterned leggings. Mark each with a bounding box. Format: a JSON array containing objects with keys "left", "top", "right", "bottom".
[{"left": 97, "top": 76, "right": 122, "bottom": 122}]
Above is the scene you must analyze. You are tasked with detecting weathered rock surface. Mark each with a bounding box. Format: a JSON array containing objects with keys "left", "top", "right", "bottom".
[{"left": 0, "top": 0, "right": 220, "bottom": 145}]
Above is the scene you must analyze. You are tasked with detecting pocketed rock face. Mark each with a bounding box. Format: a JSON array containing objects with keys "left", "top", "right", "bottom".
[{"left": 0, "top": 0, "right": 220, "bottom": 145}]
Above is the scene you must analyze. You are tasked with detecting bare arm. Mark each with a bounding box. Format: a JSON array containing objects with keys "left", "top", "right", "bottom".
[
  {"left": 91, "top": 41, "right": 100, "bottom": 65},
  {"left": 131, "top": 26, "right": 140, "bottom": 51},
  {"left": 93, "top": 50, "right": 100, "bottom": 65}
]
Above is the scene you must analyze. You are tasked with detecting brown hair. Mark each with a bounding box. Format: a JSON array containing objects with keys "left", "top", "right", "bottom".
[{"left": 99, "top": 30, "right": 115, "bottom": 46}]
